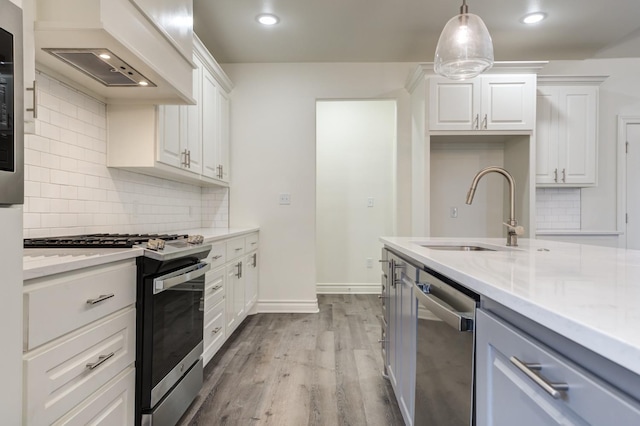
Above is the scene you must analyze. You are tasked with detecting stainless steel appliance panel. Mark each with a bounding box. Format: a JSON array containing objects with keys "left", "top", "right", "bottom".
[
  {"left": 414, "top": 267, "right": 478, "bottom": 426},
  {"left": 0, "top": 0, "right": 23, "bottom": 205}
]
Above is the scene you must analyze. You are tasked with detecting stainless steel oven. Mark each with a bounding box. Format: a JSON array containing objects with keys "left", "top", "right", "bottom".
[
  {"left": 136, "top": 242, "right": 211, "bottom": 426},
  {"left": 0, "top": 0, "right": 23, "bottom": 205},
  {"left": 414, "top": 266, "right": 479, "bottom": 425}
]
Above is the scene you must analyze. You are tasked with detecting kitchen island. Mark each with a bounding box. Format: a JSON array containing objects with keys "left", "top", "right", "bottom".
[{"left": 381, "top": 236, "right": 640, "bottom": 425}]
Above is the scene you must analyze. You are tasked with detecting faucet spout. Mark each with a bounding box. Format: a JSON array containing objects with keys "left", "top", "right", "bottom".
[{"left": 465, "top": 166, "right": 522, "bottom": 246}]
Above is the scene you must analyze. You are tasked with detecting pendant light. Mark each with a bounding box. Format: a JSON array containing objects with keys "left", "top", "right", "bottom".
[{"left": 434, "top": 0, "right": 494, "bottom": 80}]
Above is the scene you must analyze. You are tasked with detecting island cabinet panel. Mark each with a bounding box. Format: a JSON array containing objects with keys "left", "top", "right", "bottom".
[{"left": 476, "top": 309, "right": 640, "bottom": 426}]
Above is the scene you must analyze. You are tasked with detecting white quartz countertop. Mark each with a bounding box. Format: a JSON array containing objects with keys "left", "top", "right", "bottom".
[
  {"left": 380, "top": 237, "right": 640, "bottom": 376},
  {"left": 23, "top": 227, "right": 259, "bottom": 280}
]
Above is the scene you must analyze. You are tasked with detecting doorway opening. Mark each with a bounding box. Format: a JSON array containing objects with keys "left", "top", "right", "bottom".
[
  {"left": 315, "top": 100, "right": 397, "bottom": 294},
  {"left": 619, "top": 116, "right": 640, "bottom": 249}
]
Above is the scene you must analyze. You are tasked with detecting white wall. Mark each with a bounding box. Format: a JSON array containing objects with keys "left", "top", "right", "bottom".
[
  {"left": 24, "top": 72, "right": 229, "bottom": 237},
  {"left": 539, "top": 59, "right": 640, "bottom": 235},
  {"left": 316, "top": 100, "right": 396, "bottom": 293},
  {"left": 224, "top": 62, "right": 414, "bottom": 312}
]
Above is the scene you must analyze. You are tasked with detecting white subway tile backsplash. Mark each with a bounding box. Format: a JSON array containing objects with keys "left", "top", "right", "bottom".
[
  {"left": 24, "top": 72, "right": 230, "bottom": 237},
  {"left": 536, "top": 188, "right": 581, "bottom": 230}
]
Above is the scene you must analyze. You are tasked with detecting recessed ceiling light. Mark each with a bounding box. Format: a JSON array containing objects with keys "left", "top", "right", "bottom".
[
  {"left": 98, "top": 53, "right": 111, "bottom": 60},
  {"left": 138, "top": 81, "right": 149, "bottom": 86},
  {"left": 521, "top": 12, "right": 547, "bottom": 24},
  {"left": 256, "top": 14, "right": 279, "bottom": 26}
]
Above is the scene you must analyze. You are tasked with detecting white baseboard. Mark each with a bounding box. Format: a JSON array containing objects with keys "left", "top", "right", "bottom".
[
  {"left": 316, "top": 283, "right": 382, "bottom": 294},
  {"left": 256, "top": 299, "right": 319, "bottom": 314}
]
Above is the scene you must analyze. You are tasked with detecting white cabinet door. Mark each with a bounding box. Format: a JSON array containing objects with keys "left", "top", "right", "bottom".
[
  {"left": 184, "top": 55, "right": 203, "bottom": 175},
  {"left": 535, "top": 84, "right": 598, "bottom": 186},
  {"left": 560, "top": 86, "right": 597, "bottom": 185},
  {"left": 244, "top": 251, "right": 258, "bottom": 313},
  {"left": 476, "top": 309, "right": 640, "bottom": 426},
  {"left": 201, "top": 66, "right": 220, "bottom": 180},
  {"left": 535, "top": 87, "right": 560, "bottom": 184},
  {"left": 428, "top": 75, "right": 535, "bottom": 131},
  {"left": 218, "top": 89, "right": 230, "bottom": 182},
  {"left": 157, "top": 105, "right": 184, "bottom": 169},
  {"left": 398, "top": 272, "right": 416, "bottom": 426},
  {"left": 429, "top": 77, "right": 479, "bottom": 131},
  {"left": 481, "top": 75, "right": 535, "bottom": 130}
]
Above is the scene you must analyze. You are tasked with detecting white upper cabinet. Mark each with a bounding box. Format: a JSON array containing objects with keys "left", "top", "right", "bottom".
[
  {"left": 34, "top": 0, "right": 194, "bottom": 104},
  {"left": 429, "top": 74, "right": 536, "bottom": 131},
  {"left": 107, "top": 35, "right": 233, "bottom": 187},
  {"left": 536, "top": 76, "right": 606, "bottom": 186}
]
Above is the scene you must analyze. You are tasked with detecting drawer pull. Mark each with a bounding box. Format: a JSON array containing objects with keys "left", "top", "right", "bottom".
[
  {"left": 86, "top": 294, "right": 115, "bottom": 305},
  {"left": 510, "top": 356, "right": 569, "bottom": 399},
  {"left": 211, "top": 285, "right": 222, "bottom": 291},
  {"left": 211, "top": 255, "right": 223, "bottom": 260},
  {"left": 235, "top": 248, "right": 242, "bottom": 251},
  {"left": 86, "top": 352, "right": 115, "bottom": 370},
  {"left": 251, "top": 242, "right": 257, "bottom": 245},
  {"left": 211, "top": 327, "right": 222, "bottom": 334}
]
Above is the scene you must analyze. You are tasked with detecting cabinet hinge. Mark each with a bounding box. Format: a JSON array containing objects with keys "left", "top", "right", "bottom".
[{"left": 626, "top": 141, "right": 629, "bottom": 154}]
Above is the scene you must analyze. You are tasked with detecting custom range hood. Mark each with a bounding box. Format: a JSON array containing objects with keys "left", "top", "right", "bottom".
[{"left": 34, "top": 0, "right": 195, "bottom": 104}]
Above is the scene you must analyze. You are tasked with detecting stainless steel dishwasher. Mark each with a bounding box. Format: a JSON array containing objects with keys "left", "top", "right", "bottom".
[{"left": 414, "top": 266, "right": 479, "bottom": 425}]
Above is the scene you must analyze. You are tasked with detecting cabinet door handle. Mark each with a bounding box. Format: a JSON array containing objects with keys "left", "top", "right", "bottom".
[
  {"left": 509, "top": 356, "right": 569, "bottom": 399},
  {"left": 182, "top": 149, "right": 189, "bottom": 167},
  {"left": 26, "top": 80, "right": 38, "bottom": 119},
  {"left": 482, "top": 114, "right": 488, "bottom": 129},
  {"left": 252, "top": 253, "right": 257, "bottom": 267},
  {"left": 554, "top": 168, "right": 558, "bottom": 183},
  {"left": 562, "top": 168, "right": 566, "bottom": 183},
  {"left": 86, "top": 294, "right": 115, "bottom": 305},
  {"left": 473, "top": 114, "right": 479, "bottom": 130},
  {"left": 211, "top": 255, "right": 223, "bottom": 260},
  {"left": 211, "top": 285, "right": 222, "bottom": 291},
  {"left": 211, "top": 327, "right": 222, "bottom": 334},
  {"left": 86, "top": 352, "right": 115, "bottom": 370}
]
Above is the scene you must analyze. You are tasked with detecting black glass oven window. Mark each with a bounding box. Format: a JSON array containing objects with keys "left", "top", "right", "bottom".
[
  {"left": 152, "top": 279, "right": 204, "bottom": 388},
  {"left": 0, "top": 27, "right": 14, "bottom": 172}
]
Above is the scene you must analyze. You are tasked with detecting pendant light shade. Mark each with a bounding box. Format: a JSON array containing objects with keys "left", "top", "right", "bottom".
[{"left": 434, "top": 1, "right": 494, "bottom": 80}]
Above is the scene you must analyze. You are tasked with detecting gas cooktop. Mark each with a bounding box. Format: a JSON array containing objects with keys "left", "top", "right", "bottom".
[{"left": 24, "top": 233, "right": 189, "bottom": 249}]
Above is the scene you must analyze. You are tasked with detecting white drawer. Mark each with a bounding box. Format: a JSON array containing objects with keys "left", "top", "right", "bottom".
[
  {"left": 245, "top": 232, "right": 259, "bottom": 251},
  {"left": 23, "top": 260, "right": 136, "bottom": 350},
  {"left": 24, "top": 308, "right": 136, "bottom": 426},
  {"left": 203, "top": 300, "right": 225, "bottom": 366},
  {"left": 226, "top": 237, "right": 245, "bottom": 260},
  {"left": 52, "top": 366, "right": 135, "bottom": 426},
  {"left": 205, "top": 267, "right": 225, "bottom": 310},
  {"left": 206, "top": 242, "right": 226, "bottom": 270}
]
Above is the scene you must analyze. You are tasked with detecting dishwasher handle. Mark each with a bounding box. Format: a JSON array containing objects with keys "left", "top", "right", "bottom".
[{"left": 414, "top": 282, "right": 473, "bottom": 332}]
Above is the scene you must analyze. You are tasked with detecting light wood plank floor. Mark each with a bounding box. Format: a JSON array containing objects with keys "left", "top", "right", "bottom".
[{"left": 178, "top": 294, "right": 404, "bottom": 426}]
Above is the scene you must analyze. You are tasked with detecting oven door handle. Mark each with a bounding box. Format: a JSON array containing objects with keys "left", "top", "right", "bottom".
[
  {"left": 414, "top": 282, "right": 473, "bottom": 332},
  {"left": 154, "top": 262, "right": 211, "bottom": 294}
]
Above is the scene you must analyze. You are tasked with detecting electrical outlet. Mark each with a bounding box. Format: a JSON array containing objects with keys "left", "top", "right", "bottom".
[
  {"left": 367, "top": 197, "right": 375, "bottom": 207},
  {"left": 450, "top": 206, "right": 458, "bottom": 218},
  {"left": 366, "top": 258, "right": 373, "bottom": 268},
  {"left": 279, "top": 193, "right": 291, "bottom": 205}
]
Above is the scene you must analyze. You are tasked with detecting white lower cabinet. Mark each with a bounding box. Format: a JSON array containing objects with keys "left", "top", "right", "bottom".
[
  {"left": 476, "top": 308, "right": 640, "bottom": 426},
  {"left": 22, "top": 260, "right": 137, "bottom": 425},
  {"left": 203, "top": 232, "right": 259, "bottom": 367}
]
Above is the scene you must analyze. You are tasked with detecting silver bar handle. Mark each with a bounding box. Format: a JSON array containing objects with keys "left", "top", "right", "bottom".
[
  {"left": 482, "top": 114, "right": 488, "bottom": 129},
  {"left": 510, "top": 356, "right": 569, "bottom": 399},
  {"left": 210, "top": 285, "right": 222, "bottom": 292},
  {"left": 413, "top": 280, "right": 472, "bottom": 332},
  {"left": 86, "top": 294, "right": 115, "bottom": 305},
  {"left": 252, "top": 253, "right": 257, "bottom": 267},
  {"left": 211, "top": 327, "right": 222, "bottom": 334},
  {"left": 181, "top": 149, "right": 189, "bottom": 167},
  {"left": 86, "top": 352, "right": 115, "bottom": 370},
  {"left": 26, "top": 80, "right": 38, "bottom": 119},
  {"left": 154, "top": 262, "right": 211, "bottom": 293},
  {"left": 211, "top": 255, "right": 223, "bottom": 260},
  {"left": 473, "top": 114, "right": 479, "bottom": 129},
  {"left": 562, "top": 168, "right": 566, "bottom": 183},
  {"left": 220, "top": 164, "right": 224, "bottom": 178},
  {"left": 554, "top": 168, "right": 558, "bottom": 183}
]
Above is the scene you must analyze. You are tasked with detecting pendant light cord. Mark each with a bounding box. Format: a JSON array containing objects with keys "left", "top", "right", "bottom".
[{"left": 460, "top": 0, "right": 468, "bottom": 15}]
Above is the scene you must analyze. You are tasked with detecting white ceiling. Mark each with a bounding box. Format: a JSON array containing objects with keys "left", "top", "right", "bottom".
[{"left": 193, "top": 0, "right": 640, "bottom": 64}]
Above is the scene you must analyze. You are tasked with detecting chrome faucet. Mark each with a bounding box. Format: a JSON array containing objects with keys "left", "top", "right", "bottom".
[{"left": 465, "top": 166, "right": 524, "bottom": 247}]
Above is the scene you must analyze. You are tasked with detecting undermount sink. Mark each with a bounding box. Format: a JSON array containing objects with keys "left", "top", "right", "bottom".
[{"left": 420, "top": 245, "right": 496, "bottom": 251}]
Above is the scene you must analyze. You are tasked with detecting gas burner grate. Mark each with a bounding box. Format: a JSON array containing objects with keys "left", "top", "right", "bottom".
[{"left": 24, "top": 233, "right": 188, "bottom": 249}]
